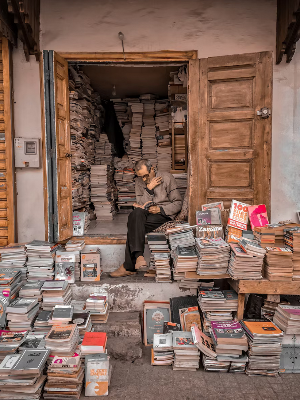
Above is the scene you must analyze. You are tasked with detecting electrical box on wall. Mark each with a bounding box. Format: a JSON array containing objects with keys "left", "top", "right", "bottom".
[{"left": 14, "top": 138, "right": 41, "bottom": 168}]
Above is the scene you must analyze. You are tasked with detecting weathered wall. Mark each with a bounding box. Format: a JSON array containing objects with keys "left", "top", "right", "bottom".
[{"left": 11, "top": 0, "right": 300, "bottom": 241}]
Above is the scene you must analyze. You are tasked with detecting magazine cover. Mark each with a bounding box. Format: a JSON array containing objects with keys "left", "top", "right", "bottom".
[
  {"left": 248, "top": 204, "right": 269, "bottom": 230},
  {"left": 227, "top": 200, "right": 249, "bottom": 230}
]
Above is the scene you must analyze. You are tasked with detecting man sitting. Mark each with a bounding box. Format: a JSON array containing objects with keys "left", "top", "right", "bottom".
[{"left": 110, "top": 159, "right": 182, "bottom": 277}]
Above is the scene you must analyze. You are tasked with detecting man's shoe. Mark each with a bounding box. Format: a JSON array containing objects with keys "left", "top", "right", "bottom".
[
  {"left": 135, "top": 256, "right": 147, "bottom": 270},
  {"left": 110, "top": 264, "right": 136, "bottom": 278}
]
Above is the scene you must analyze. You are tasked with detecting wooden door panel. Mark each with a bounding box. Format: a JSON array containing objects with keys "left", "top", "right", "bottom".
[
  {"left": 53, "top": 52, "right": 72, "bottom": 241},
  {"left": 189, "top": 52, "right": 272, "bottom": 224}
]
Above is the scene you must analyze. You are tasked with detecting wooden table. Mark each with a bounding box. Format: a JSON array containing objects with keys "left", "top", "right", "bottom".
[{"left": 229, "top": 279, "right": 300, "bottom": 320}]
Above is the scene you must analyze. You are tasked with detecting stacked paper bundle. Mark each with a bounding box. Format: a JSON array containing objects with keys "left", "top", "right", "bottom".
[
  {"left": 0, "top": 349, "right": 50, "bottom": 400},
  {"left": 241, "top": 320, "right": 283, "bottom": 376},
  {"left": 45, "top": 324, "right": 80, "bottom": 357},
  {"left": 71, "top": 312, "right": 92, "bottom": 337},
  {"left": 198, "top": 290, "right": 238, "bottom": 334},
  {"left": 264, "top": 247, "right": 293, "bottom": 281},
  {"left": 33, "top": 310, "right": 52, "bottom": 333},
  {"left": 41, "top": 281, "right": 72, "bottom": 311},
  {"left": 26, "top": 241, "right": 60, "bottom": 281},
  {"left": 44, "top": 353, "right": 84, "bottom": 400},
  {"left": 0, "top": 244, "right": 27, "bottom": 282},
  {"left": 85, "top": 291, "right": 109, "bottom": 324},
  {"left": 0, "top": 330, "right": 28, "bottom": 361},
  {"left": 228, "top": 240, "right": 265, "bottom": 280},
  {"left": 173, "top": 173, "right": 187, "bottom": 199},
  {"left": 284, "top": 228, "right": 300, "bottom": 280},
  {"left": 90, "top": 164, "right": 116, "bottom": 220},
  {"left": 128, "top": 101, "right": 143, "bottom": 163},
  {"left": 196, "top": 238, "right": 230, "bottom": 276},
  {"left": 167, "top": 224, "right": 195, "bottom": 251},
  {"left": 114, "top": 158, "right": 136, "bottom": 212},
  {"left": 95, "top": 133, "right": 114, "bottom": 165},
  {"left": 172, "top": 246, "right": 198, "bottom": 281},
  {"left": 6, "top": 298, "right": 39, "bottom": 331},
  {"left": 155, "top": 100, "right": 171, "bottom": 171},
  {"left": 172, "top": 331, "right": 200, "bottom": 371},
  {"left": 152, "top": 333, "right": 174, "bottom": 366},
  {"left": 273, "top": 304, "right": 300, "bottom": 334},
  {"left": 19, "top": 281, "right": 43, "bottom": 302},
  {"left": 72, "top": 169, "right": 90, "bottom": 210},
  {"left": 141, "top": 100, "right": 157, "bottom": 166}
]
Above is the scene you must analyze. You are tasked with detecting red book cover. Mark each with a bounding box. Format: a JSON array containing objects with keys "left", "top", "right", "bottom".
[
  {"left": 248, "top": 204, "right": 269, "bottom": 231},
  {"left": 82, "top": 332, "right": 107, "bottom": 348}
]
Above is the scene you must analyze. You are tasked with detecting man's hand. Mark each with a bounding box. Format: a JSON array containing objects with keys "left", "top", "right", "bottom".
[
  {"left": 147, "top": 176, "right": 162, "bottom": 191},
  {"left": 148, "top": 206, "right": 161, "bottom": 214}
]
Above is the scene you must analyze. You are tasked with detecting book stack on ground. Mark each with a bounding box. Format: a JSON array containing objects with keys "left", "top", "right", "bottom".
[
  {"left": 71, "top": 312, "right": 92, "bottom": 336},
  {"left": 261, "top": 297, "right": 286, "bottom": 320},
  {"left": 19, "top": 281, "right": 43, "bottom": 302},
  {"left": 26, "top": 241, "right": 60, "bottom": 281},
  {"left": 228, "top": 242, "right": 265, "bottom": 280},
  {"left": 284, "top": 228, "right": 300, "bottom": 280},
  {"left": 85, "top": 353, "right": 111, "bottom": 396},
  {"left": 147, "top": 233, "right": 171, "bottom": 281},
  {"left": 80, "top": 332, "right": 107, "bottom": 356},
  {"left": 85, "top": 291, "right": 108, "bottom": 323},
  {"left": 0, "top": 267, "right": 22, "bottom": 301},
  {"left": 0, "top": 243, "right": 27, "bottom": 282},
  {"left": 94, "top": 133, "right": 113, "bottom": 165},
  {"left": 151, "top": 333, "right": 174, "bottom": 366},
  {"left": 141, "top": 101, "right": 157, "bottom": 167},
  {"left": 114, "top": 158, "right": 136, "bottom": 212},
  {"left": 18, "top": 333, "right": 46, "bottom": 352},
  {"left": 196, "top": 238, "right": 230, "bottom": 276},
  {"left": 128, "top": 101, "right": 143, "bottom": 163},
  {"left": 90, "top": 164, "right": 116, "bottom": 221},
  {"left": 253, "top": 226, "right": 275, "bottom": 247},
  {"left": 264, "top": 247, "right": 293, "bottom": 281},
  {"left": 172, "top": 331, "right": 200, "bottom": 371},
  {"left": 0, "top": 330, "right": 28, "bottom": 361},
  {"left": 167, "top": 224, "right": 195, "bottom": 251},
  {"left": 241, "top": 319, "right": 283, "bottom": 376},
  {"left": 0, "top": 349, "right": 50, "bottom": 400},
  {"left": 6, "top": 298, "right": 39, "bottom": 331},
  {"left": 208, "top": 321, "right": 248, "bottom": 373},
  {"left": 156, "top": 100, "right": 171, "bottom": 171},
  {"left": 41, "top": 281, "right": 72, "bottom": 310},
  {"left": 172, "top": 246, "right": 198, "bottom": 281},
  {"left": 45, "top": 324, "right": 80, "bottom": 357},
  {"left": 273, "top": 304, "right": 300, "bottom": 334},
  {"left": 33, "top": 310, "right": 52, "bottom": 333},
  {"left": 44, "top": 353, "right": 83, "bottom": 400},
  {"left": 48, "top": 305, "right": 74, "bottom": 327},
  {"left": 198, "top": 290, "right": 238, "bottom": 334}
]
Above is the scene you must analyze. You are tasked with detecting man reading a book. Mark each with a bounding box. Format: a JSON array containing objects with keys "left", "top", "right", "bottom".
[{"left": 111, "top": 159, "right": 182, "bottom": 277}]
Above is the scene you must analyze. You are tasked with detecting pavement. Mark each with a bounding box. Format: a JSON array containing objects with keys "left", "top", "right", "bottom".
[{"left": 80, "top": 347, "right": 300, "bottom": 400}]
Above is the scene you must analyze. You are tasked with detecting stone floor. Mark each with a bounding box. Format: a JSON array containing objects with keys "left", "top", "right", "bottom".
[
  {"left": 87, "top": 213, "right": 128, "bottom": 237},
  {"left": 80, "top": 347, "right": 300, "bottom": 400}
]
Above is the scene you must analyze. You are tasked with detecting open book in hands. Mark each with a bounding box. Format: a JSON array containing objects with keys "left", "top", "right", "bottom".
[{"left": 133, "top": 201, "right": 156, "bottom": 210}]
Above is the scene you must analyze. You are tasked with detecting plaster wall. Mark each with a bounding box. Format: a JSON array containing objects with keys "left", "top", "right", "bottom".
[{"left": 11, "top": 0, "right": 300, "bottom": 241}]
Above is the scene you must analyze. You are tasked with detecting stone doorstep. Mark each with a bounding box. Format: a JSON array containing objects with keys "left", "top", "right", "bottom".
[
  {"left": 93, "top": 311, "right": 141, "bottom": 338},
  {"left": 106, "top": 336, "right": 143, "bottom": 362}
]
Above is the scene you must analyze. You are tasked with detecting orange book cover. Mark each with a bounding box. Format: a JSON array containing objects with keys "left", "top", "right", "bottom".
[
  {"left": 243, "top": 321, "right": 282, "bottom": 335},
  {"left": 82, "top": 332, "right": 107, "bottom": 348}
]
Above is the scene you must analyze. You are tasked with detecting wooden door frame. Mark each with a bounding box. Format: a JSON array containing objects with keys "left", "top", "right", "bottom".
[{"left": 40, "top": 50, "right": 198, "bottom": 241}]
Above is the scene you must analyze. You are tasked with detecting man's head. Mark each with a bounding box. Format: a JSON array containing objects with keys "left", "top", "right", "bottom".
[{"left": 135, "top": 159, "right": 155, "bottom": 184}]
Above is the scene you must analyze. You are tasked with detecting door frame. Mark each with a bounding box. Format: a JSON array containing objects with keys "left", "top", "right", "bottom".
[{"left": 40, "top": 50, "right": 198, "bottom": 241}]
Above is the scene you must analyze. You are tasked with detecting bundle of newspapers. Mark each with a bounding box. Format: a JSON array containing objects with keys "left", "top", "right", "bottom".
[
  {"left": 195, "top": 237, "right": 230, "bottom": 276},
  {"left": 26, "top": 241, "right": 60, "bottom": 281}
]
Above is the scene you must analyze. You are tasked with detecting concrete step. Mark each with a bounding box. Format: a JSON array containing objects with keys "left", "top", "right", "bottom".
[
  {"left": 71, "top": 273, "right": 196, "bottom": 312},
  {"left": 106, "top": 336, "right": 142, "bottom": 361},
  {"left": 93, "top": 311, "right": 141, "bottom": 337}
]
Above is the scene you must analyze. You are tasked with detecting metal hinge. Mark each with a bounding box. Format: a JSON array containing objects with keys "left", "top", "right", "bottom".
[{"left": 257, "top": 107, "right": 271, "bottom": 118}]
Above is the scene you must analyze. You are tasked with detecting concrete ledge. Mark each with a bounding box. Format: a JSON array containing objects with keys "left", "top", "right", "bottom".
[
  {"left": 93, "top": 312, "right": 141, "bottom": 337},
  {"left": 71, "top": 273, "right": 196, "bottom": 312}
]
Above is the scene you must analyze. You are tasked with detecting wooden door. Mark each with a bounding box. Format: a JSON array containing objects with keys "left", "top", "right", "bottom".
[
  {"left": 49, "top": 51, "right": 72, "bottom": 242},
  {"left": 188, "top": 52, "right": 272, "bottom": 225}
]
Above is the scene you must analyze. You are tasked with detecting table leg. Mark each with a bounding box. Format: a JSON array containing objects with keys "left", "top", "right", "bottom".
[{"left": 237, "top": 293, "right": 245, "bottom": 320}]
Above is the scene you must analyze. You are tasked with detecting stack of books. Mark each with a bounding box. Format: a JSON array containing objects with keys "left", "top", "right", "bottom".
[
  {"left": 253, "top": 226, "right": 276, "bottom": 247},
  {"left": 196, "top": 238, "right": 230, "bottom": 276},
  {"left": 80, "top": 332, "right": 107, "bottom": 356},
  {"left": 264, "top": 247, "right": 293, "bottom": 281},
  {"left": 33, "top": 310, "right": 52, "bottom": 333},
  {"left": 94, "top": 133, "right": 113, "bottom": 165},
  {"left": 44, "top": 353, "right": 84, "bottom": 399},
  {"left": 90, "top": 164, "right": 115, "bottom": 221},
  {"left": 172, "top": 246, "right": 198, "bottom": 280},
  {"left": 48, "top": 305, "right": 74, "bottom": 326},
  {"left": 0, "top": 244, "right": 27, "bottom": 282},
  {"left": 41, "top": 281, "right": 72, "bottom": 310},
  {"left": 141, "top": 100, "right": 157, "bottom": 167},
  {"left": 0, "top": 268, "right": 23, "bottom": 327},
  {"left": 284, "top": 228, "right": 300, "bottom": 280},
  {"left": 172, "top": 331, "right": 200, "bottom": 371},
  {"left": 19, "top": 281, "right": 43, "bottom": 302},
  {"left": 6, "top": 298, "right": 39, "bottom": 331},
  {"left": 65, "top": 239, "right": 85, "bottom": 252},
  {"left": 0, "top": 349, "right": 50, "bottom": 399},
  {"left": 18, "top": 333, "right": 46, "bottom": 352},
  {"left": 261, "top": 297, "right": 285, "bottom": 320},
  {"left": 241, "top": 320, "right": 283, "bottom": 376},
  {"left": 114, "top": 159, "right": 136, "bottom": 212},
  {"left": 151, "top": 333, "right": 174, "bottom": 366},
  {"left": 26, "top": 240, "right": 60, "bottom": 281},
  {"left": 198, "top": 290, "right": 238, "bottom": 334},
  {"left": 85, "top": 291, "right": 109, "bottom": 323},
  {"left": 71, "top": 312, "right": 92, "bottom": 336},
  {"left": 147, "top": 233, "right": 171, "bottom": 281},
  {"left": 167, "top": 225, "right": 195, "bottom": 250},
  {"left": 0, "top": 330, "right": 28, "bottom": 361},
  {"left": 128, "top": 101, "right": 143, "bottom": 163},
  {"left": 228, "top": 242, "right": 265, "bottom": 280},
  {"left": 45, "top": 324, "right": 80, "bottom": 357},
  {"left": 273, "top": 304, "right": 300, "bottom": 334}
]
